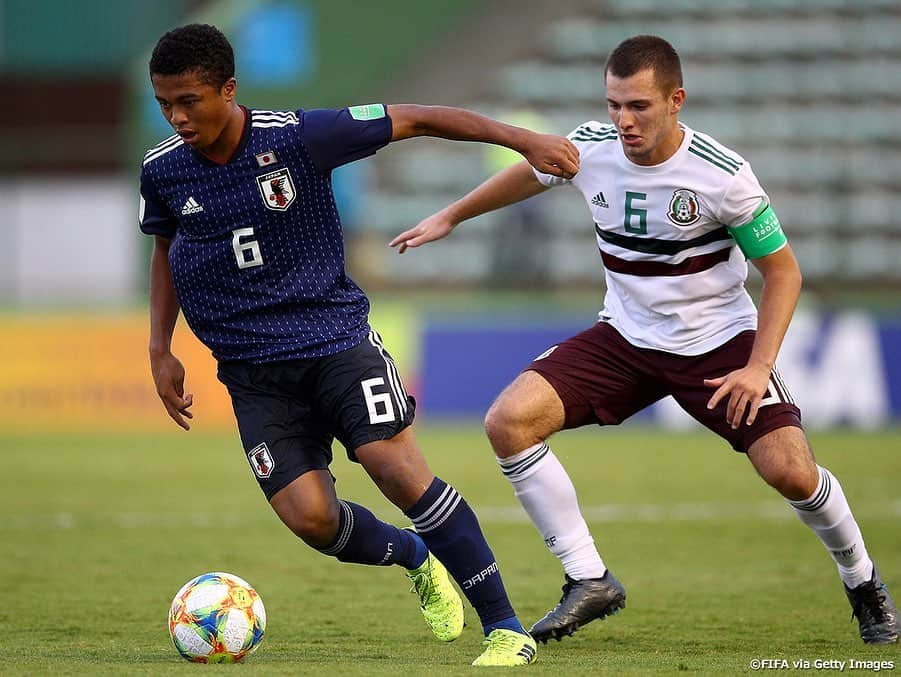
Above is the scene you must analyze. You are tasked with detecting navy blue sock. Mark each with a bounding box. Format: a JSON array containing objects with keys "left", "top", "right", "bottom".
[
  {"left": 484, "top": 616, "right": 526, "bottom": 635},
  {"left": 317, "top": 500, "right": 423, "bottom": 569},
  {"left": 405, "top": 477, "right": 523, "bottom": 634}
]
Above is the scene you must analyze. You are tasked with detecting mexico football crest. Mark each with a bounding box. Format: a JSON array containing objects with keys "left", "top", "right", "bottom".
[
  {"left": 257, "top": 167, "right": 296, "bottom": 211},
  {"left": 667, "top": 189, "right": 701, "bottom": 226},
  {"left": 248, "top": 443, "right": 275, "bottom": 479}
]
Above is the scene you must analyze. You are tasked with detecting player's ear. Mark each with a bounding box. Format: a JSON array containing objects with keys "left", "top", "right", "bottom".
[
  {"left": 222, "top": 77, "right": 237, "bottom": 103},
  {"left": 670, "top": 87, "right": 685, "bottom": 115}
]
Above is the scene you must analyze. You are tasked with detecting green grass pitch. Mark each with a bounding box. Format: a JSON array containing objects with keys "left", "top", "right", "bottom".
[{"left": 3, "top": 426, "right": 899, "bottom": 674}]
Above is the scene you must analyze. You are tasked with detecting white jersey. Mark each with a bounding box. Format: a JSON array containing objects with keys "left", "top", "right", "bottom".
[{"left": 535, "top": 122, "right": 777, "bottom": 356}]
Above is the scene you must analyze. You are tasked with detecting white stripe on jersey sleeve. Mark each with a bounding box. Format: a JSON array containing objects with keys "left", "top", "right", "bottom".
[
  {"left": 251, "top": 110, "right": 298, "bottom": 122},
  {"left": 251, "top": 119, "right": 300, "bottom": 128},
  {"left": 144, "top": 133, "right": 179, "bottom": 156},
  {"left": 143, "top": 137, "right": 184, "bottom": 166}
]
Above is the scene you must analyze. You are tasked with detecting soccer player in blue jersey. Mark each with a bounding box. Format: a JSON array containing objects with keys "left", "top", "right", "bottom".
[{"left": 139, "top": 24, "right": 578, "bottom": 667}]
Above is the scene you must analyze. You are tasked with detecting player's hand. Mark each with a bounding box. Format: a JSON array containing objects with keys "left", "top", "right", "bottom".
[
  {"left": 520, "top": 132, "right": 580, "bottom": 180},
  {"left": 150, "top": 351, "right": 194, "bottom": 431},
  {"left": 389, "top": 210, "right": 456, "bottom": 254},
  {"left": 704, "top": 363, "right": 772, "bottom": 429}
]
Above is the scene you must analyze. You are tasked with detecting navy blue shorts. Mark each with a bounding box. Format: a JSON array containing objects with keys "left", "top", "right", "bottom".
[
  {"left": 526, "top": 322, "right": 802, "bottom": 453},
  {"left": 217, "top": 330, "right": 416, "bottom": 499}
]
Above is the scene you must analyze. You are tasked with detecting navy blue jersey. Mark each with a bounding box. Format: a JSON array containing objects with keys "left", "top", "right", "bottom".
[{"left": 139, "top": 105, "right": 392, "bottom": 362}]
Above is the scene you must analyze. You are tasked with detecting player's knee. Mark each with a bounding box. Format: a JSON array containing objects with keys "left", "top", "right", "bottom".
[
  {"left": 356, "top": 435, "right": 434, "bottom": 510},
  {"left": 765, "top": 463, "right": 818, "bottom": 501},
  {"left": 370, "top": 461, "right": 430, "bottom": 510},
  {"left": 484, "top": 399, "right": 518, "bottom": 445},
  {"left": 750, "top": 428, "right": 817, "bottom": 500},
  {"left": 286, "top": 505, "right": 340, "bottom": 549},
  {"left": 484, "top": 398, "right": 542, "bottom": 457}
]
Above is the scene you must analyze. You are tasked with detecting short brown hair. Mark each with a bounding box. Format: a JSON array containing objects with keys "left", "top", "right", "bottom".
[{"left": 605, "top": 35, "right": 683, "bottom": 94}]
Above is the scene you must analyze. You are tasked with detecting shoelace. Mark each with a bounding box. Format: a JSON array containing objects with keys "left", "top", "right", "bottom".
[
  {"left": 482, "top": 631, "right": 520, "bottom": 653},
  {"left": 409, "top": 568, "right": 438, "bottom": 606},
  {"left": 850, "top": 585, "right": 889, "bottom": 623}
]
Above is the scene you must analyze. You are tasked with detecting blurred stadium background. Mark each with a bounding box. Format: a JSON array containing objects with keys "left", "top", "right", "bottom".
[
  {"left": 1, "top": 0, "right": 899, "bottom": 433},
  {"left": 2, "top": 2, "right": 900, "bottom": 672}
]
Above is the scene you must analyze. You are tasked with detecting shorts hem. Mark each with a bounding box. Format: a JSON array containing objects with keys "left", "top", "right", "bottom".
[
  {"left": 524, "top": 365, "right": 579, "bottom": 408},
  {"left": 262, "top": 462, "right": 331, "bottom": 501},
  {"left": 733, "top": 414, "right": 804, "bottom": 453},
  {"left": 344, "top": 420, "right": 415, "bottom": 460}
]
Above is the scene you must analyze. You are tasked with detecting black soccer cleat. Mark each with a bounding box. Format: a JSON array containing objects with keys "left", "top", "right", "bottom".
[
  {"left": 529, "top": 570, "right": 626, "bottom": 644},
  {"left": 844, "top": 566, "right": 900, "bottom": 644}
]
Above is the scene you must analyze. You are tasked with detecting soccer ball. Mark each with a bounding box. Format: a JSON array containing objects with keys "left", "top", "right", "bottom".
[{"left": 168, "top": 571, "right": 266, "bottom": 663}]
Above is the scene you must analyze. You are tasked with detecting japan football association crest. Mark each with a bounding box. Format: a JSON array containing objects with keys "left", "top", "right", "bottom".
[
  {"left": 257, "top": 167, "right": 296, "bottom": 211},
  {"left": 667, "top": 189, "right": 701, "bottom": 226},
  {"left": 247, "top": 442, "right": 275, "bottom": 479}
]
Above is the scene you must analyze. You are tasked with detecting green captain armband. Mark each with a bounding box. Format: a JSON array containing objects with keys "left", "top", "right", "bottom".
[{"left": 728, "top": 203, "right": 787, "bottom": 259}]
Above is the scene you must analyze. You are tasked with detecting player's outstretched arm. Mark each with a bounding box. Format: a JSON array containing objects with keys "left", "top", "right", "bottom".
[
  {"left": 149, "top": 235, "right": 194, "bottom": 430},
  {"left": 387, "top": 104, "right": 579, "bottom": 180},
  {"left": 390, "top": 161, "right": 546, "bottom": 253},
  {"left": 705, "top": 244, "right": 802, "bottom": 429}
]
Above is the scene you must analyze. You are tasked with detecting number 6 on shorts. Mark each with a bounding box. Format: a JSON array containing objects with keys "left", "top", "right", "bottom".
[{"left": 361, "top": 377, "right": 396, "bottom": 424}]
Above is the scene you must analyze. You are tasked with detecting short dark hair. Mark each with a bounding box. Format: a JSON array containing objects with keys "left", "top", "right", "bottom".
[
  {"left": 605, "top": 35, "right": 682, "bottom": 94},
  {"left": 149, "top": 24, "right": 235, "bottom": 87}
]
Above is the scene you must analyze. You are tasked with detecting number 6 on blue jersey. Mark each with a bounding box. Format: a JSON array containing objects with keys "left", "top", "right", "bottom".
[{"left": 232, "top": 227, "right": 263, "bottom": 269}]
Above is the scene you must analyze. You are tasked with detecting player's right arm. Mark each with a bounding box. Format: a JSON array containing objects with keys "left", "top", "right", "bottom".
[
  {"left": 149, "top": 235, "right": 194, "bottom": 430},
  {"left": 389, "top": 161, "right": 547, "bottom": 253}
]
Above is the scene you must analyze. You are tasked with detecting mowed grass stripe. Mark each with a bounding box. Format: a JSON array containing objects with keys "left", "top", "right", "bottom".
[
  {"left": 4, "top": 499, "right": 901, "bottom": 530},
  {"left": 2, "top": 427, "right": 899, "bottom": 675}
]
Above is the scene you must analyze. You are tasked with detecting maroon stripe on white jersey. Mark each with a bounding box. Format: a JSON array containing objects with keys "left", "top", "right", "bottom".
[{"left": 600, "top": 247, "right": 732, "bottom": 277}]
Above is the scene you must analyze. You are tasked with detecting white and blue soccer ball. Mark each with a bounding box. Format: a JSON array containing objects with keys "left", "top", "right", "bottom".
[{"left": 168, "top": 571, "right": 266, "bottom": 663}]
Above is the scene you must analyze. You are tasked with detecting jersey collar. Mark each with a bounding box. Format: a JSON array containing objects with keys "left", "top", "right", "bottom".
[{"left": 194, "top": 106, "right": 252, "bottom": 167}]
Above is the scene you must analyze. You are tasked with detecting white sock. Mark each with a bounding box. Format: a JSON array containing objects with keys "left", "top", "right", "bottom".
[
  {"left": 497, "top": 442, "right": 606, "bottom": 580},
  {"left": 789, "top": 465, "right": 874, "bottom": 588}
]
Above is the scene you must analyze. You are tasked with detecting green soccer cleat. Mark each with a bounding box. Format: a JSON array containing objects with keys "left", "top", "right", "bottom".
[
  {"left": 472, "top": 629, "right": 538, "bottom": 667},
  {"left": 405, "top": 551, "right": 465, "bottom": 642}
]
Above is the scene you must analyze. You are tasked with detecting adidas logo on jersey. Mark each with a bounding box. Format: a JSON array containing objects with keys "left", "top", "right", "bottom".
[
  {"left": 181, "top": 197, "right": 204, "bottom": 215},
  {"left": 591, "top": 191, "right": 609, "bottom": 208}
]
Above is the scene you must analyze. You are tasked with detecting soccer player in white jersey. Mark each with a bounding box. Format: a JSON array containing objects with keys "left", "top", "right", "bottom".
[{"left": 391, "top": 35, "right": 899, "bottom": 645}]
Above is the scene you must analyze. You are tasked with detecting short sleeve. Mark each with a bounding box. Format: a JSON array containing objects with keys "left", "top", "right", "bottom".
[
  {"left": 718, "top": 162, "right": 770, "bottom": 228},
  {"left": 532, "top": 120, "right": 605, "bottom": 187},
  {"left": 532, "top": 165, "right": 572, "bottom": 188},
  {"left": 301, "top": 105, "right": 393, "bottom": 172},
  {"left": 138, "top": 169, "right": 177, "bottom": 238}
]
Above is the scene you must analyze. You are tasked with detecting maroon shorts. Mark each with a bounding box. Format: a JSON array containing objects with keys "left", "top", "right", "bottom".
[{"left": 526, "top": 322, "right": 802, "bottom": 453}]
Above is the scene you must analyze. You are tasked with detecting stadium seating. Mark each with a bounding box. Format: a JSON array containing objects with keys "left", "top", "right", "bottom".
[{"left": 357, "top": 2, "right": 901, "bottom": 287}]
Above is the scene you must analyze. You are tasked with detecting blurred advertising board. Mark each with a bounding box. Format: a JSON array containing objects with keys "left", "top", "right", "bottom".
[
  {"left": 3, "top": 309, "right": 897, "bottom": 433},
  {"left": 0, "top": 304, "right": 416, "bottom": 433},
  {"left": 420, "top": 311, "right": 901, "bottom": 429},
  {"left": 0, "top": 313, "right": 233, "bottom": 432}
]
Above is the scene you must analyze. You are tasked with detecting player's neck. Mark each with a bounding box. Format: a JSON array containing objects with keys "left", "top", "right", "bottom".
[
  {"left": 199, "top": 104, "right": 246, "bottom": 165},
  {"left": 657, "top": 125, "right": 685, "bottom": 164},
  {"left": 641, "top": 125, "right": 684, "bottom": 166}
]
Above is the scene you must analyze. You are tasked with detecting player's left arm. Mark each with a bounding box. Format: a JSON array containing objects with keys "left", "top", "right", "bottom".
[
  {"left": 387, "top": 104, "right": 579, "bottom": 179},
  {"left": 704, "top": 169, "right": 801, "bottom": 429},
  {"left": 705, "top": 243, "right": 802, "bottom": 429}
]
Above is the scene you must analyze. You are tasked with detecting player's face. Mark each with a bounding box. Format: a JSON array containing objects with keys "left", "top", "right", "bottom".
[
  {"left": 605, "top": 68, "right": 685, "bottom": 166},
  {"left": 151, "top": 71, "right": 237, "bottom": 151}
]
